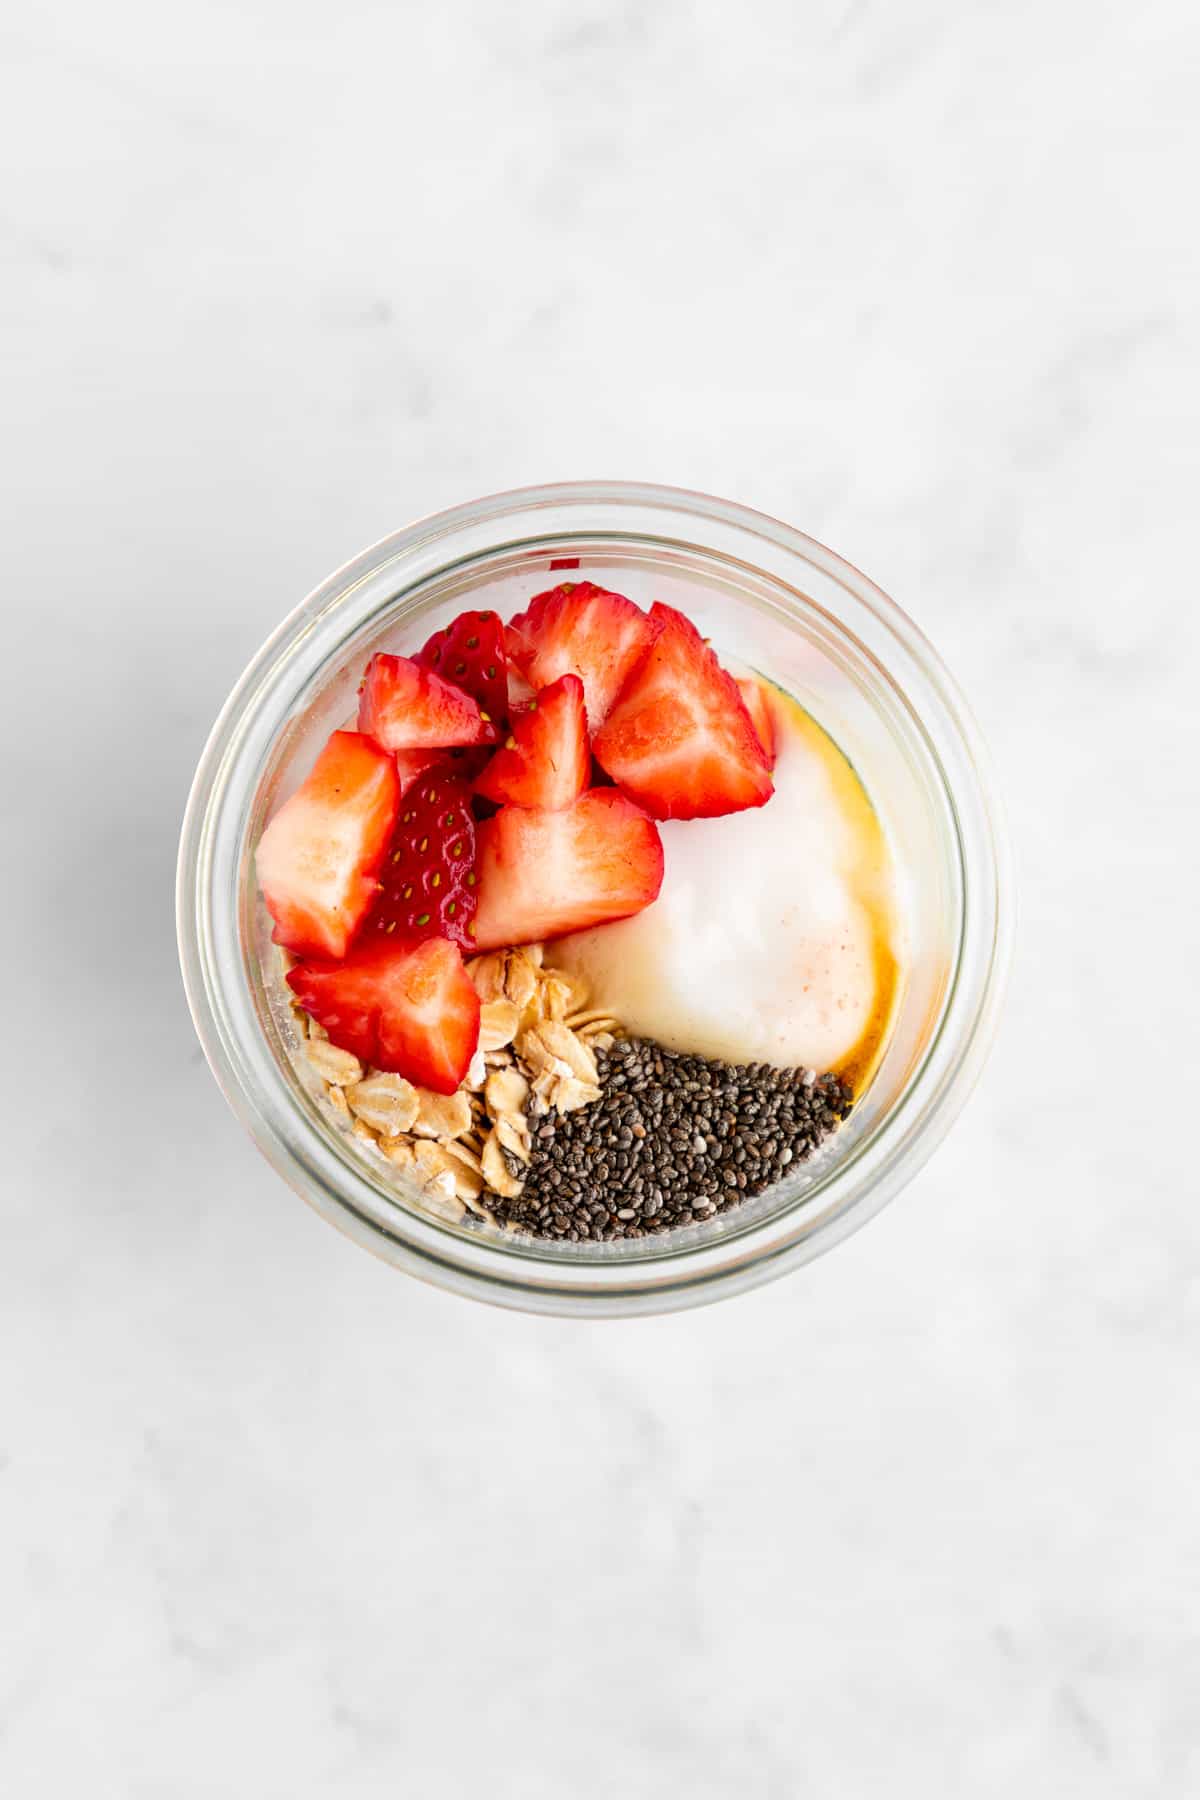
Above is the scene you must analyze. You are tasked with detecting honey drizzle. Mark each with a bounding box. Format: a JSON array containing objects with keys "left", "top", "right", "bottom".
[{"left": 761, "top": 681, "right": 904, "bottom": 1098}]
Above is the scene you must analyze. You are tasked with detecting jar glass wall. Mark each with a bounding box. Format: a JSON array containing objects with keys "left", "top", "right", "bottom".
[{"left": 177, "top": 483, "right": 1011, "bottom": 1316}]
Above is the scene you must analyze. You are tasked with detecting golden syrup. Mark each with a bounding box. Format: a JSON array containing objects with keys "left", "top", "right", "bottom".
[{"left": 764, "top": 682, "right": 902, "bottom": 1096}]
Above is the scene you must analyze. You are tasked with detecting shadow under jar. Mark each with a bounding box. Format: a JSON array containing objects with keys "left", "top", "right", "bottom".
[{"left": 178, "top": 482, "right": 1011, "bottom": 1316}]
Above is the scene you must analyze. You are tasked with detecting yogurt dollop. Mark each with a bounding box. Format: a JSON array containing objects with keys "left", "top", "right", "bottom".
[{"left": 552, "top": 685, "right": 901, "bottom": 1078}]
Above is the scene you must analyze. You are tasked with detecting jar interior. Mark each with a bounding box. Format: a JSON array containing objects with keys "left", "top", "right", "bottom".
[{"left": 242, "top": 533, "right": 962, "bottom": 1263}]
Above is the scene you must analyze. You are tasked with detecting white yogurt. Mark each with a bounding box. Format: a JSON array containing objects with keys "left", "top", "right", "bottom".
[{"left": 553, "top": 685, "right": 901, "bottom": 1076}]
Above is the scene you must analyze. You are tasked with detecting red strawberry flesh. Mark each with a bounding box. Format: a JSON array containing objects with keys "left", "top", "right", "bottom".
[
  {"left": 474, "top": 672, "right": 589, "bottom": 812},
  {"left": 287, "top": 937, "right": 480, "bottom": 1094},
  {"left": 392, "top": 747, "right": 444, "bottom": 794},
  {"left": 592, "top": 603, "right": 774, "bottom": 820},
  {"left": 472, "top": 789, "right": 664, "bottom": 951},
  {"left": 257, "top": 729, "right": 399, "bottom": 960},
  {"left": 418, "top": 610, "right": 508, "bottom": 729},
  {"left": 736, "top": 675, "right": 777, "bottom": 769},
  {"left": 364, "top": 769, "right": 478, "bottom": 950},
  {"left": 358, "top": 652, "right": 497, "bottom": 753},
  {"left": 394, "top": 745, "right": 494, "bottom": 802},
  {"left": 504, "top": 581, "right": 655, "bottom": 728}
]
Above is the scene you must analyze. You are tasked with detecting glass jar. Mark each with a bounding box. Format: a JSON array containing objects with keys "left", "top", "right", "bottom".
[{"left": 177, "top": 482, "right": 1011, "bottom": 1316}]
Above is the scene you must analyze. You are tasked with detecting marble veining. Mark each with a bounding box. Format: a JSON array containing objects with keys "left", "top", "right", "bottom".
[{"left": 2, "top": 1, "right": 1198, "bottom": 1793}]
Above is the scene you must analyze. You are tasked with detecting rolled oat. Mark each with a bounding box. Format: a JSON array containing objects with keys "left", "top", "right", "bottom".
[
  {"left": 411, "top": 1087, "right": 473, "bottom": 1142},
  {"left": 346, "top": 1071, "right": 420, "bottom": 1137},
  {"left": 305, "top": 1038, "right": 363, "bottom": 1086},
  {"left": 478, "top": 998, "right": 521, "bottom": 1051}
]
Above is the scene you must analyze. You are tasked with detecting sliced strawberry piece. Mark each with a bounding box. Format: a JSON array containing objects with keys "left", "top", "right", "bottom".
[
  {"left": 417, "top": 609, "right": 508, "bottom": 730},
  {"left": 593, "top": 604, "right": 774, "bottom": 820},
  {"left": 257, "top": 730, "right": 399, "bottom": 960},
  {"left": 736, "top": 675, "right": 777, "bottom": 769},
  {"left": 365, "top": 771, "right": 477, "bottom": 950},
  {"left": 504, "top": 664, "right": 537, "bottom": 709},
  {"left": 472, "top": 789, "right": 664, "bottom": 951},
  {"left": 394, "top": 745, "right": 494, "bottom": 795},
  {"left": 505, "top": 581, "right": 655, "bottom": 728},
  {"left": 393, "top": 747, "right": 443, "bottom": 793},
  {"left": 474, "top": 673, "right": 589, "bottom": 812},
  {"left": 288, "top": 937, "right": 479, "bottom": 1094},
  {"left": 358, "top": 653, "right": 497, "bottom": 753}
]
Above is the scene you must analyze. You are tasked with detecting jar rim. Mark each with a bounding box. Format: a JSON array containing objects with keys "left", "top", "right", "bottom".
[{"left": 177, "top": 480, "right": 1012, "bottom": 1316}]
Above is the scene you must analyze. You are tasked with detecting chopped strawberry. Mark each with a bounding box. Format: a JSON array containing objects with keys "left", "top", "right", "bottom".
[
  {"left": 392, "top": 744, "right": 492, "bottom": 794},
  {"left": 505, "top": 664, "right": 537, "bottom": 709},
  {"left": 365, "top": 771, "right": 477, "bottom": 951},
  {"left": 593, "top": 604, "right": 774, "bottom": 819},
  {"left": 287, "top": 937, "right": 480, "bottom": 1094},
  {"left": 474, "top": 673, "right": 589, "bottom": 812},
  {"left": 736, "top": 676, "right": 777, "bottom": 769},
  {"left": 505, "top": 581, "right": 655, "bottom": 727},
  {"left": 358, "top": 653, "right": 497, "bottom": 753},
  {"left": 472, "top": 789, "right": 664, "bottom": 951},
  {"left": 257, "top": 730, "right": 399, "bottom": 960},
  {"left": 444, "top": 744, "right": 495, "bottom": 782},
  {"left": 393, "top": 747, "right": 444, "bottom": 794},
  {"left": 417, "top": 609, "right": 508, "bottom": 729}
]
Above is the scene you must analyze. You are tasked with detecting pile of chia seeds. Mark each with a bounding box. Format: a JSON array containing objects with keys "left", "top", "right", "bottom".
[{"left": 491, "top": 1037, "right": 854, "bottom": 1242}]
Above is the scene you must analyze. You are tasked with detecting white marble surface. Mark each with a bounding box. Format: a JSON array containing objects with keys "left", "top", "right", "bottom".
[{"left": 4, "top": 2, "right": 1198, "bottom": 1792}]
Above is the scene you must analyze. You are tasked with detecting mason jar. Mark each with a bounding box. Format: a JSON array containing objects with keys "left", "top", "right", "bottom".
[{"left": 177, "top": 482, "right": 1011, "bottom": 1316}]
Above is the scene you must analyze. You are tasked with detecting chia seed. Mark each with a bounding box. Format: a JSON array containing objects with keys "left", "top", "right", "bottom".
[{"left": 488, "top": 1037, "right": 853, "bottom": 1242}]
